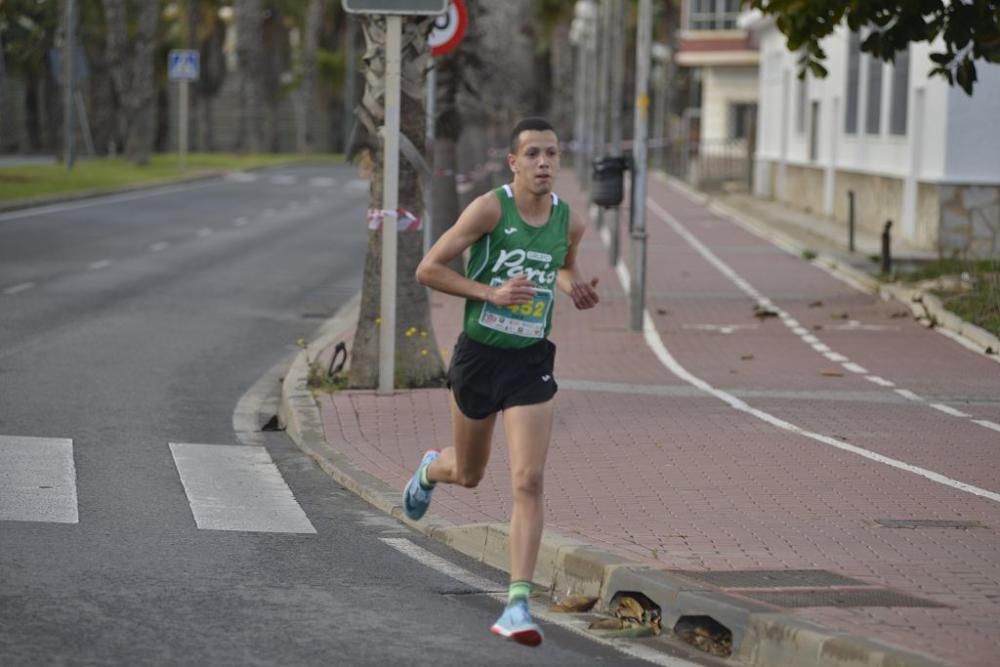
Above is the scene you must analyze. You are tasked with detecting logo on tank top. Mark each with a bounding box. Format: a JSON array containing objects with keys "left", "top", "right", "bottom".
[{"left": 491, "top": 249, "right": 557, "bottom": 286}]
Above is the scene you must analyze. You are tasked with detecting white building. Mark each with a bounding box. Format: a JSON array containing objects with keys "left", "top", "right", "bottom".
[
  {"left": 749, "top": 16, "right": 1000, "bottom": 256},
  {"left": 675, "top": 0, "right": 759, "bottom": 145}
]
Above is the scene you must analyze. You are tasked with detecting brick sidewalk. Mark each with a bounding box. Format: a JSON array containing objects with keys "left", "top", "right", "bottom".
[{"left": 313, "top": 172, "right": 1000, "bottom": 667}]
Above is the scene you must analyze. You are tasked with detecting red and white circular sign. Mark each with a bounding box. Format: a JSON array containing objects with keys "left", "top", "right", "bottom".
[{"left": 429, "top": 0, "right": 467, "bottom": 58}]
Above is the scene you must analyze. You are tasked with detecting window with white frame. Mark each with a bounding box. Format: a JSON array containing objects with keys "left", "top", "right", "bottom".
[
  {"left": 889, "top": 47, "right": 910, "bottom": 135},
  {"left": 866, "top": 54, "right": 883, "bottom": 134},
  {"left": 845, "top": 31, "right": 861, "bottom": 134},
  {"left": 687, "top": 0, "right": 740, "bottom": 30}
]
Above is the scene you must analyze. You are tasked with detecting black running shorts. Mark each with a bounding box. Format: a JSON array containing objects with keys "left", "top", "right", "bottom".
[{"left": 447, "top": 333, "right": 558, "bottom": 420}]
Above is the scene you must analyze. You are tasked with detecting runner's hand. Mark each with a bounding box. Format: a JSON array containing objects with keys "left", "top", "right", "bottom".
[
  {"left": 488, "top": 275, "right": 536, "bottom": 306},
  {"left": 569, "top": 277, "right": 600, "bottom": 310}
]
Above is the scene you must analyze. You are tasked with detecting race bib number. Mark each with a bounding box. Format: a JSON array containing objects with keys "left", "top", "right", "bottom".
[{"left": 479, "top": 278, "right": 553, "bottom": 339}]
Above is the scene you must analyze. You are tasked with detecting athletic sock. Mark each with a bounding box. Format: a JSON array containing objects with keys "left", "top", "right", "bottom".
[
  {"left": 419, "top": 464, "right": 436, "bottom": 490},
  {"left": 507, "top": 581, "right": 532, "bottom": 606}
]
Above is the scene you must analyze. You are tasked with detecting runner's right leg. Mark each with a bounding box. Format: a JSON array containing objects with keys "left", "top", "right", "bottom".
[{"left": 425, "top": 392, "right": 496, "bottom": 487}]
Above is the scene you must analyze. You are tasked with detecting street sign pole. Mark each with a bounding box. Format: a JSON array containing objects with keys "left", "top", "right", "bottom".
[
  {"left": 64, "top": 0, "right": 76, "bottom": 171},
  {"left": 378, "top": 14, "right": 402, "bottom": 394},
  {"left": 179, "top": 80, "right": 189, "bottom": 171}
]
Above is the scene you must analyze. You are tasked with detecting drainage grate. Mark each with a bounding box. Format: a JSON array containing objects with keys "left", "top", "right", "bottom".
[
  {"left": 876, "top": 518, "right": 985, "bottom": 529},
  {"left": 741, "top": 589, "right": 948, "bottom": 609},
  {"left": 669, "top": 569, "right": 869, "bottom": 589}
]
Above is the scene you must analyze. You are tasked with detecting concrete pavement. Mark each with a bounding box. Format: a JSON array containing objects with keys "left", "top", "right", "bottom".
[{"left": 281, "top": 171, "right": 1000, "bottom": 667}]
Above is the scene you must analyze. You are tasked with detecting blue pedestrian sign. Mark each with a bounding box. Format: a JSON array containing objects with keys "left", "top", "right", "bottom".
[{"left": 168, "top": 50, "right": 200, "bottom": 82}]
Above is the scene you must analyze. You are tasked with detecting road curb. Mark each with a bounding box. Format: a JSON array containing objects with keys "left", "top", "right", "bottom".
[
  {"left": 279, "top": 295, "right": 954, "bottom": 667},
  {"left": 655, "top": 172, "right": 999, "bottom": 359}
]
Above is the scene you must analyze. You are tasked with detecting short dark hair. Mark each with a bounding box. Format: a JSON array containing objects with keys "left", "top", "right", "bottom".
[{"left": 510, "top": 117, "right": 556, "bottom": 153}]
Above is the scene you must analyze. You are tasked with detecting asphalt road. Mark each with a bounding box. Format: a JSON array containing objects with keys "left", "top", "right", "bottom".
[{"left": 0, "top": 165, "right": 714, "bottom": 666}]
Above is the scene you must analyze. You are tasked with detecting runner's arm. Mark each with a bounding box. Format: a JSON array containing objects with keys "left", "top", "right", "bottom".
[
  {"left": 557, "top": 210, "right": 600, "bottom": 310},
  {"left": 416, "top": 193, "right": 535, "bottom": 306}
]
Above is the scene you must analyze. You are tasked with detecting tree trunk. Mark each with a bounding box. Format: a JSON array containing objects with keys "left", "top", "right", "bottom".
[
  {"left": 102, "top": 0, "right": 159, "bottom": 165},
  {"left": 234, "top": 0, "right": 263, "bottom": 152},
  {"left": 299, "top": 0, "right": 323, "bottom": 153},
  {"left": 348, "top": 15, "right": 445, "bottom": 390}
]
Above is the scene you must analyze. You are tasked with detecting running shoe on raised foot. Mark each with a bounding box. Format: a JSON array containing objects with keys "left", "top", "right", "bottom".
[
  {"left": 490, "top": 600, "right": 543, "bottom": 647},
  {"left": 402, "top": 449, "right": 440, "bottom": 521}
]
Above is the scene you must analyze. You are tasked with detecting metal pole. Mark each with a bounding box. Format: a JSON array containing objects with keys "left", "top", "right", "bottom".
[
  {"left": 379, "top": 15, "right": 402, "bottom": 394},
  {"left": 608, "top": 0, "right": 624, "bottom": 267},
  {"left": 179, "top": 80, "right": 189, "bottom": 170},
  {"left": 629, "top": 0, "right": 652, "bottom": 332},
  {"left": 848, "top": 190, "right": 855, "bottom": 252},
  {"left": 343, "top": 15, "right": 358, "bottom": 150},
  {"left": 424, "top": 64, "right": 435, "bottom": 253},
  {"left": 64, "top": 0, "right": 76, "bottom": 170}
]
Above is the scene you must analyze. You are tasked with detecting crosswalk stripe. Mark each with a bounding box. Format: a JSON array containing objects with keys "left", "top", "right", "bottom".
[
  {"left": 0, "top": 435, "right": 78, "bottom": 524},
  {"left": 169, "top": 442, "right": 316, "bottom": 534}
]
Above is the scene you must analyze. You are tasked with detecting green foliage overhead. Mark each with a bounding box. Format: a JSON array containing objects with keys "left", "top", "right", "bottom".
[{"left": 749, "top": 0, "right": 1000, "bottom": 95}]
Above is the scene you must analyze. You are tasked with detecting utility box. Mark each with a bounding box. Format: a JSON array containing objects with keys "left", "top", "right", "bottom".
[{"left": 591, "top": 156, "right": 628, "bottom": 208}]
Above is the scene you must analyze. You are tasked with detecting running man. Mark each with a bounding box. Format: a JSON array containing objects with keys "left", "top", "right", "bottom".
[{"left": 405, "top": 117, "right": 600, "bottom": 646}]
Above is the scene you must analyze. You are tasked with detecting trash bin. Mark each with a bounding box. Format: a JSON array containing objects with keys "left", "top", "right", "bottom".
[{"left": 591, "top": 156, "right": 627, "bottom": 208}]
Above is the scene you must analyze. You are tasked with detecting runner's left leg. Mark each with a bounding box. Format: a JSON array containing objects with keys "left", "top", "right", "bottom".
[{"left": 502, "top": 400, "right": 554, "bottom": 585}]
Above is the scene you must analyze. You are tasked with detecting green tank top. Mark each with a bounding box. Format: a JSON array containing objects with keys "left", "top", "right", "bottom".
[{"left": 463, "top": 184, "right": 571, "bottom": 348}]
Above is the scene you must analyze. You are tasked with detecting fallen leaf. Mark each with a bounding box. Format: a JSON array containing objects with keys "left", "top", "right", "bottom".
[
  {"left": 656, "top": 308, "right": 670, "bottom": 316},
  {"left": 549, "top": 595, "right": 599, "bottom": 613},
  {"left": 890, "top": 311, "right": 910, "bottom": 319},
  {"left": 830, "top": 312, "right": 849, "bottom": 320},
  {"left": 808, "top": 300, "right": 824, "bottom": 308},
  {"left": 812, "top": 324, "right": 823, "bottom": 330},
  {"left": 753, "top": 306, "right": 779, "bottom": 320},
  {"left": 740, "top": 354, "right": 754, "bottom": 361},
  {"left": 821, "top": 370, "right": 844, "bottom": 377},
  {"left": 588, "top": 618, "right": 624, "bottom": 631}
]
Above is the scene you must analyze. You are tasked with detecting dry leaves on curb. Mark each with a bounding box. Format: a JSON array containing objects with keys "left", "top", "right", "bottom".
[
  {"left": 548, "top": 594, "right": 598, "bottom": 614},
  {"left": 820, "top": 370, "right": 844, "bottom": 377},
  {"left": 587, "top": 593, "right": 662, "bottom": 638},
  {"left": 675, "top": 616, "right": 733, "bottom": 657}
]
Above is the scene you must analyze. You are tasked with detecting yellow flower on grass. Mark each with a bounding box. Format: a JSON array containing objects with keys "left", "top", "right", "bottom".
[
  {"left": 375, "top": 317, "right": 382, "bottom": 325},
  {"left": 421, "top": 349, "right": 428, "bottom": 356}
]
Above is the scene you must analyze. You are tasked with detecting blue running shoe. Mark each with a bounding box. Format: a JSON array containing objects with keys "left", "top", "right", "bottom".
[
  {"left": 402, "top": 449, "right": 440, "bottom": 520},
  {"left": 490, "top": 600, "right": 543, "bottom": 647}
]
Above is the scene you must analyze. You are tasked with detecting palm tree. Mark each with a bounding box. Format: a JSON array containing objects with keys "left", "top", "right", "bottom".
[{"left": 347, "top": 14, "right": 444, "bottom": 389}]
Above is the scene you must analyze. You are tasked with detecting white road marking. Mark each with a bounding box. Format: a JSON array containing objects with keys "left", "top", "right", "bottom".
[
  {"left": 630, "top": 204, "right": 1000, "bottom": 504},
  {"left": 309, "top": 176, "right": 336, "bottom": 187},
  {"left": 801, "top": 334, "right": 819, "bottom": 344},
  {"left": 197, "top": 228, "right": 214, "bottom": 238},
  {"left": 842, "top": 362, "right": 868, "bottom": 374},
  {"left": 895, "top": 389, "right": 924, "bottom": 402},
  {"left": 88, "top": 260, "right": 111, "bottom": 270},
  {"left": 824, "top": 352, "right": 849, "bottom": 362},
  {"left": 866, "top": 375, "right": 896, "bottom": 387},
  {"left": 973, "top": 420, "right": 1000, "bottom": 433},
  {"left": 930, "top": 403, "right": 971, "bottom": 418},
  {"left": 682, "top": 323, "right": 757, "bottom": 335},
  {"left": 270, "top": 174, "right": 297, "bottom": 185},
  {"left": 380, "top": 538, "right": 504, "bottom": 592},
  {"left": 811, "top": 342, "right": 831, "bottom": 352},
  {"left": 379, "top": 538, "right": 702, "bottom": 666},
  {"left": 3, "top": 282, "right": 36, "bottom": 295},
  {"left": 0, "top": 435, "right": 78, "bottom": 524},
  {"left": 225, "top": 172, "right": 259, "bottom": 183},
  {"left": 149, "top": 242, "right": 169, "bottom": 252},
  {"left": 169, "top": 442, "right": 316, "bottom": 533}
]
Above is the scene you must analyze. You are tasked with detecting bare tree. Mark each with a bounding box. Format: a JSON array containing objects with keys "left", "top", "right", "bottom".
[
  {"left": 101, "top": 0, "right": 158, "bottom": 165},
  {"left": 297, "top": 0, "right": 323, "bottom": 153},
  {"left": 233, "top": 0, "right": 263, "bottom": 152},
  {"left": 348, "top": 15, "right": 444, "bottom": 389}
]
